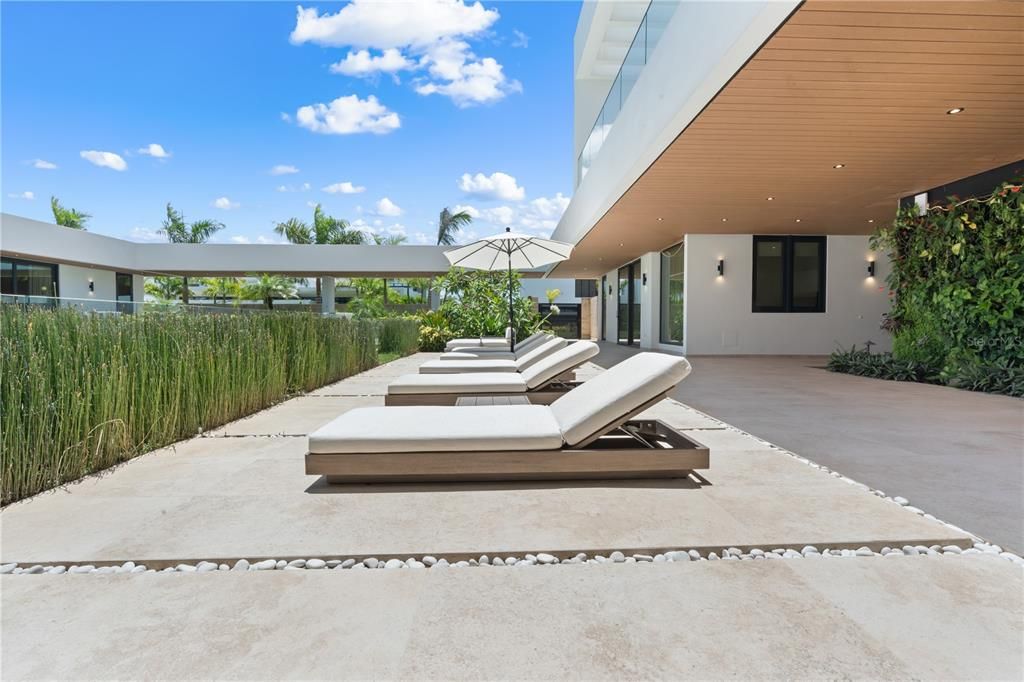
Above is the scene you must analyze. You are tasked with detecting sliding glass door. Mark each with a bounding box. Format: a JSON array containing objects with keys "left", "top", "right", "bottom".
[{"left": 617, "top": 260, "right": 641, "bottom": 345}]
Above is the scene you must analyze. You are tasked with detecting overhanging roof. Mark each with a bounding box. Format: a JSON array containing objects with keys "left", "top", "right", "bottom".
[
  {"left": 552, "top": 0, "right": 1024, "bottom": 277},
  {"left": 0, "top": 214, "right": 453, "bottom": 277}
]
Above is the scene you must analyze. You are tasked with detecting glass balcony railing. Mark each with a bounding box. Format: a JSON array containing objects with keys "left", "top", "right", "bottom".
[{"left": 577, "top": 0, "right": 679, "bottom": 186}]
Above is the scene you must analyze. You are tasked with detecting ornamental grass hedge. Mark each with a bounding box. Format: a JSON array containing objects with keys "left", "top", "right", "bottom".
[
  {"left": 829, "top": 177, "right": 1023, "bottom": 397},
  {"left": 0, "top": 307, "right": 418, "bottom": 505}
]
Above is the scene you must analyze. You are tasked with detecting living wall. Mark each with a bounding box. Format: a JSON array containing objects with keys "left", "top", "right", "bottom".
[
  {"left": 830, "top": 178, "right": 1024, "bottom": 396},
  {"left": 0, "top": 307, "right": 396, "bottom": 504},
  {"left": 417, "top": 269, "right": 541, "bottom": 351}
]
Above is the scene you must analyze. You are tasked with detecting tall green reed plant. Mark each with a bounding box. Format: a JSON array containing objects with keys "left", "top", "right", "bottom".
[{"left": 0, "top": 306, "right": 379, "bottom": 504}]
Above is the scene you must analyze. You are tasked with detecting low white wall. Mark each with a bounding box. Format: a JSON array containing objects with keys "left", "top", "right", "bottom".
[{"left": 684, "top": 235, "right": 891, "bottom": 355}]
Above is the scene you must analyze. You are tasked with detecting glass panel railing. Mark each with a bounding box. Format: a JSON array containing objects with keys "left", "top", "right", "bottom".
[{"left": 577, "top": 0, "right": 679, "bottom": 185}]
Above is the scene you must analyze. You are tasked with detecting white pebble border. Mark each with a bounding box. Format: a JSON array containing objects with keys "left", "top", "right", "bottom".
[
  {"left": 2, "top": 541, "right": 1022, "bottom": 575},
  {"left": 2, "top": 398, "right": 1019, "bottom": 576}
]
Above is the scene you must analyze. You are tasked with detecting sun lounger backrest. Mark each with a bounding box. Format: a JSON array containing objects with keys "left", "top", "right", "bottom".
[
  {"left": 550, "top": 352, "right": 691, "bottom": 447},
  {"left": 514, "top": 337, "right": 567, "bottom": 370},
  {"left": 519, "top": 341, "right": 600, "bottom": 389}
]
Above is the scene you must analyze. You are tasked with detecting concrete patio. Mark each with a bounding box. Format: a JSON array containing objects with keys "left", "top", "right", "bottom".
[
  {"left": 594, "top": 344, "right": 1024, "bottom": 554},
  {"left": 2, "top": 352, "right": 1021, "bottom": 679}
]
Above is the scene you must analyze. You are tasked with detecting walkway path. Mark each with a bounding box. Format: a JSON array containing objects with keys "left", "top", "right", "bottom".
[{"left": 593, "top": 344, "right": 1024, "bottom": 553}]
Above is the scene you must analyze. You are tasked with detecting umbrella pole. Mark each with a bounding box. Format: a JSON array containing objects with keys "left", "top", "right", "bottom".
[{"left": 507, "top": 254, "right": 515, "bottom": 352}]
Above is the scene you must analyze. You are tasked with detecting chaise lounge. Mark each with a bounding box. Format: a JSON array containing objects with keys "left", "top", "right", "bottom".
[
  {"left": 444, "top": 331, "right": 544, "bottom": 352},
  {"left": 419, "top": 336, "right": 567, "bottom": 374},
  {"left": 386, "top": 340, "right": 600, "bottom": 405},
  {"left": 307, "top": 352, "right": 708, "bottom": 483},
  {"left": 438, "top": 332, "right": 551, "bottom": 361}
]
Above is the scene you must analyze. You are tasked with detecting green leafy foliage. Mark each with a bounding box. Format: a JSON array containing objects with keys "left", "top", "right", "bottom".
[
  {"left": 0, "top": 306, "right": 381, "bottom": 504},
  {"left": 854, "top": 177, "right": 1024, "bottom": 395},
  {"left": 242, "top": 275, "right": 299, "bottom": 309},
  {"left": 50, "top": 196, "right": 91, "bottom": 230},
  {"left": 417, "top": 268, "right": 541, "bottom": 350}
]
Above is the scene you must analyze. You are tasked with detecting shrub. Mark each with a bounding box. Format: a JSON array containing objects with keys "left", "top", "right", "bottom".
[
  {"left": 421, "top": 268, "right": 541, "bottom": 348},
  {"left": 417, "top": 309, "right": 453, "bottom": 352},
  {"left": 0, "top": 306, "right": 380, "bottom": 504},
  {"left": 377, "top": 317, "right": 420, "bottom": 356}
]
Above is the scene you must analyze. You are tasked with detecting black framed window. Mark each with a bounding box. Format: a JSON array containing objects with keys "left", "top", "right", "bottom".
[
  {"left": 752, "top": 236, "right": 826, "bottom": 313},
  {"left": 1, "top": 257, "right": 59, "bottom": 298}
]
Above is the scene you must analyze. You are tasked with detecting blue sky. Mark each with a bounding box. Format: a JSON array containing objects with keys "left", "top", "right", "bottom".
[{"left": 1, "top": 1, "right": 579, "bottom": 245}]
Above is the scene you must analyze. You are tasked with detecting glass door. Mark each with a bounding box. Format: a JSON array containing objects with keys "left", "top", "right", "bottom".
[
  {"left": 617, "top": 260, "right": 641, "bottom": 345},
  {"left": 600, "top": 275, "right": 607, "bottom": 341}
]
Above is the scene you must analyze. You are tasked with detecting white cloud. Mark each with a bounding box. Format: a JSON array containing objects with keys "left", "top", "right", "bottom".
[
  {"left": 257, "top": 235, "right": 286, "bottom": 244},
  {"left": 511, "top": 29, "right": 529, "bottom": 48},
  {"left": 529, "top": 192, "right": 570, "bottom": 219},
  {"left": 294, "top": 94, "right": 400, "bottom": 135},
  {"left": 306, "top": 200, "right": 319, "bottom": 208},
  {"left": 322, "top": 181, "right": 366, "bottom": 194},
  {"left": 127, "top": 226, "right": 164, "bottom": 242},
  {"left": 291, "top": 1, "right": 516, "bottom": 108},
  {"left": 458, "top": 171, "right": 525, "bottom": 201},
  {"left": 7, "top": 191, "right": 34, "bottom": 200},
  {"left": 481, "top": 205, "right": 515, "bottom": 225},
  {"left": 31, "top": 159, "right": 58, "bottom": 170},
  {"left": 230, "top": 235, "right": 251, "bottom": 244},
  {"left": 452, "top": 203, "right": 480, "bottom": 218},
  {"left": 415, "top": 40, "right": 520, "bottom": 107},
  {"left": 330, "top": 48, "right": 414, "bottom": 78},
  {"left": 80, "top": 150, "right": 127, "bottom": 171},
  {"left": 280, "top": 112, "right": 292, "bottom": 123},
  {"left": 411, "top": 231, "right": 433, "bottom": 245},
  {"left": 213, "top": 196, "right": 240, "bottom": 210},
  {"left": 375, "top": 197, "right": 403, "bottom": 216},
  {"left": 270, "top": 164, "right": 300, "bottom": 175},
  {"left": 290, "top": 0, "right": 498, "bottom": 48},
  {"left": 138, "top": 143, "right": 171, "bottom": 158}
]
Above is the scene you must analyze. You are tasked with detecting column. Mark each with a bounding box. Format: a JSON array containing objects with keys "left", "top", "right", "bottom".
[{"left": 321, "top": 276, "right": 336, "bottom": 315}]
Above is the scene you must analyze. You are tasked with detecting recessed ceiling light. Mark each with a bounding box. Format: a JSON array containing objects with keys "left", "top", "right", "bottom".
[
  {"left": 721, "top": 218, "right": 728, "bottom": 222},
  {"left": 833, "top": 164, "right": 845, "bottom": 169},
  {"left": 795, "top": 218, "right": 801, "bottom": 223},
  {"left": 619, "top": 243, "right": 623, "bottom": 247},
  {"left": 657, "top": 217, "right": 663, "bottom": 222},
  {"left": 946, "top": 107, "right": 964, "bottom": 115},
  {"left": 868, "top": 219, "right": 874, "bottom": 223},
  {"left": 766, "top": 196, "right": 774, "bottom": 201}
]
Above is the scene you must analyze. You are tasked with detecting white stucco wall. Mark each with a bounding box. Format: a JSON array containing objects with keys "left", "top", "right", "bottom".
[
  {"left": 597, "top": 236, "right": 891, "bottom": 355},
  {"left": 58, "top": 264, "right": 115, "bottom": 302},
  {"left": 520, "top": 278, "right": 580, "bottom": 305},
  {"left": 684, "top": 235, "right": 891, "bottom": 355}
]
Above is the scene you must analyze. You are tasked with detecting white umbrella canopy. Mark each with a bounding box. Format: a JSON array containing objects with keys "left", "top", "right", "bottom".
[{"left": 443, "top": 227, "right": 574, "bottom": 350}]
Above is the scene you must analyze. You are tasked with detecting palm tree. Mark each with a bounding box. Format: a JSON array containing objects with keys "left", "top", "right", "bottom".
[
  {"left": 244, "top": 275, "right": 298, "bottom": 310},
  {"left": 159, "top": 203, "right": 224, "bottom": 304},
  {"left": 274, "top": 204, "right": 365, "bottom": 299},
  {"left": 144, "top": 276, "right": 183, "bottom": 303},
  {"left": 50, "top": 196, "right": 91, "bottom": 230},
  {"left": 436, "top": 207, "right": 473, "bottom": 246},
  {"left": 203, "top": 277, "right": 242, "bottom": 305}
]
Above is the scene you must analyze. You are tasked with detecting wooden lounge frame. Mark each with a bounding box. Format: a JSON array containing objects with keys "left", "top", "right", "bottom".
[{"left": 307, "top": 390, "right": 711, "bottom": 483}]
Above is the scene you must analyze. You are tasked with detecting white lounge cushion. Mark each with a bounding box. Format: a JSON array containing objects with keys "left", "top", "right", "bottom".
[
  {"left": 550, "top": 352, "right": 691, "bottom": 447},
  {"left": 309, "top": 406, "right": 562, "bottom": 454},
  {"left": 388, "top": 372, "right": 527, "bottom": 394},
  {"left": 419, "top": 359, "right": 519, "bottom": 374},
  {"left": 422, "top": 337, "right": 566, "bottom": 374},
  {"left": 443, "top": 332, "right": 549, "bottom": 360},
  {"left": 519, "top": 341, "right": 600, "bottom": 389},
  {"left": 445, "top": 337, "right": 510, "bottom": 351}
]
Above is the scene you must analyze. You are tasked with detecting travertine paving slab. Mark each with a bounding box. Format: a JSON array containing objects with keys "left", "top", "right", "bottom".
[
  {"left": 2, "top": 557, "right": 1020, "bottom": 680},
  {"left": 0, "top": 432, "right": 970, "bottom": 563},
  {"left": 208, "top": 395, "right": 382, "bottom": 436}
]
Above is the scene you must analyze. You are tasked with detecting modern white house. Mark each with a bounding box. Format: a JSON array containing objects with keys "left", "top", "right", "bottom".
[{"left": 550, "top": 0, "right": 1023, "bottom": 354}]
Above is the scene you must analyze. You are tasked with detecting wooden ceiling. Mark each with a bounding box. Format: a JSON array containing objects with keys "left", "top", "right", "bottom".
[{"left": 553, "top": 0, "right": 1024, "bottom": 277}]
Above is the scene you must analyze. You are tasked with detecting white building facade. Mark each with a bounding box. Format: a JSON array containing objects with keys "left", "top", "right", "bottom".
[{"left": 551, "top": 0, "right": 1023, "bottom": 355}]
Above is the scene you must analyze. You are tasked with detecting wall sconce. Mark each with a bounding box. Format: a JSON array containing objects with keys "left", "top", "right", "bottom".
[
  {"left": 716, "top": 259, "right": 725, "bottom": 277},
  {"left": 608, "top": 284, "right": 613, "bottom": 296},
  {"left": 866, "top": 260, "right": 876, "bottom": 277},
  {"left": 642, "top": 273, "right": 647, "bottom": 286},
  {"left": 88, "top": 279, "right": 95, "bottom": 293}
]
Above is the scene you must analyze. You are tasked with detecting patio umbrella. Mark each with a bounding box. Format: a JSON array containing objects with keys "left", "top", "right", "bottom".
[{"left": 444, "top": 227, "right": 574, "bottom": 350}]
